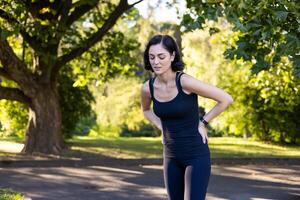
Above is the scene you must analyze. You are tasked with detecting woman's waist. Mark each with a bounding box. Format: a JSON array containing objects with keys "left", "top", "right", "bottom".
[
  {"left": 163, "top": 135, "right": 203, "bottom": 144},
  {"left": 163, "top": 128, "right": 200, "bottom": 139},
  {"left": 163, "top": 137, "right": 210, "bottom": 158}
]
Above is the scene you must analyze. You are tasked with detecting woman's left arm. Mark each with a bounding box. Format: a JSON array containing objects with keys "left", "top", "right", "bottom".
[
  {"left": 181, "top": 73, "right": 233, "bottom": 144},
  {"left": 181, "top": 73, "right": 234, "bottom": 124}
]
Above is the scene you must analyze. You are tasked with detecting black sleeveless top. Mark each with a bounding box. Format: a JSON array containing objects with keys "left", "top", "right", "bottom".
[{"left": 149, "top": 71, "right": 210, "bottom": 159}]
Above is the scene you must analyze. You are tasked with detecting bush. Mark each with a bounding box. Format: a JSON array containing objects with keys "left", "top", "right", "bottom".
[
  {"left": 0, "top": 100, "right": 28, "bottom": 138},
  {"left": 59, "top": 68, "right": 96, "bottom": 139},
  {"left": 0, "top": 188, "right": 24, "bottom": 200},
  {"left": 120, "top": 122, "right": 160, "bottom": 137},
  {"left": 88, "top": 124, "right": 120, "bottom": 138}
]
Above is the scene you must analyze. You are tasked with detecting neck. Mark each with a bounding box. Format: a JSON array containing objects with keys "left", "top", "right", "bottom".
[{"left": 156, "top": 69, "right": 176, "bottom": 86}]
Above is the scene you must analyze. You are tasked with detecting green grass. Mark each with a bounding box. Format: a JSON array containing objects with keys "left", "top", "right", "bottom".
[
  {"left": 0, "top": 188, "right": 24, "bottom": 200},
  {"left": 63, "top": 136, "right": 163, "bottom": 159},
  {"left": 0, "top": 136, "right": 23, "bottom": 143},
  {"left": 208, "top": 137, "right": 300, "bottom": 158},
  {"left": 63, "top": 136, "right": 300, "bottom": 159},
  {"left": 1, "top": 135, "right": 300, "bottom": 159}
]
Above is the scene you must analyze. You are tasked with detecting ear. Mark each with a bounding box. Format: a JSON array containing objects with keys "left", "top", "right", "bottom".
[{"left": 171, "top": 51, "right": 175, "bottom": 61}]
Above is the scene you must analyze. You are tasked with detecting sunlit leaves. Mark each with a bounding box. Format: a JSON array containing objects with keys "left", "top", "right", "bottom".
[
  {"left": 69, "top": 30, "right": 139, "bottom": 87},
  {"left": 182, "top": 0, "right": 300, "bottom": 78},
  {"left": 58, "top": 66, "right": 96, "bottom": 138},
  {"left": 182, "top": 19, "right": 300, "bottom": 143}
]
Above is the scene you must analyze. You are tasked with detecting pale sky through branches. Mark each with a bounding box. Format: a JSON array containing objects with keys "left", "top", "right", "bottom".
[{"left": 132, "top": 0, "right": 186, "bottom": 24}]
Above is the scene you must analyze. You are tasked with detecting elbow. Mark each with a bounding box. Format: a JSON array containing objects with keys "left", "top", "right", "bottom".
[
  {"left": 220, "top": 94, "right": 233, "bottom": 106},
  {"left": 217, "top": 94, "right": 233, "bottom": 108},
  {"left": 142, "top": 109, "right": 151, "bottom": 117},
  {"left": 142, "top": 110, "right": 147, "bottom": 117},
  {"left": 227, "top": 95, "right": 234, "bottom": 105}
]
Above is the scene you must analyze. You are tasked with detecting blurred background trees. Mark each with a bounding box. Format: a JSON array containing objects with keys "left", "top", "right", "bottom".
[{"left": 0, "top": 0, "right": 299, "bottom": 154}]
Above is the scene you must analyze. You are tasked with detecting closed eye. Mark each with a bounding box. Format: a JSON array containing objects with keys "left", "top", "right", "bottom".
[{"left": 149, "top": 55, "right": 166, "bottom": 60}]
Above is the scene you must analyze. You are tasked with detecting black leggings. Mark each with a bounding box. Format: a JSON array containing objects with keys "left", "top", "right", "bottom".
[{"left": 163, "top": 155, "right": 211, "bottom": 200}]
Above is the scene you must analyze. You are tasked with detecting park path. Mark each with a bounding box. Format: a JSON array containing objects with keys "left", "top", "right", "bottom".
[{"left": 1, "top": 158, "right": 300, "bottom": 200}]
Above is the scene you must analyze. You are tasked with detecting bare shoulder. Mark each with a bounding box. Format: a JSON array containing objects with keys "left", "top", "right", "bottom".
[
  {"left": 178, "top": 73, "right": 199, "bottom": 94},
  {"left": 180, "top": 73, "right": 203, "bottom": 87},
  {"left": 180, "top": 72, "right": 234, "bottom": 103},
  {"left": 180, "top": 72, "right": 215, "bottom": 95}
]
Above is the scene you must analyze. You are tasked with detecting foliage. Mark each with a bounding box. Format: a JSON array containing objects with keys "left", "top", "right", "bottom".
[
  {"left": 0, "top": 2, "right": 142, "bottom": 142},
  {"left": 0, "top": 37, "right": 97, "bottom": 139},
  {"left": 91, "top": 76, "right": 159, "bottom": 137},
  {"left": 0, "top": 188, "right": 24, "bottom": 200},
  {"left": 0, "top": 69, "right": 97, "bottom": 139},
  {"left": 0, "top": 0, "right": 144, "bottom": 154},
  {"left": 70, "top": 24, "right": 140, "bottom": 87},
  {"left": 0, "top": 78, "right": 28, "bottom": 138},
  {"left": 0, "top": 99, "right": 28, "bottom": 138},
  {"left": 182, "top": 0, "right": 300, "bottom": 78},
  {"left": 244, "top": 58, "right": 300, "bottom": 143},
  {"left": 182, "top": 19, "right": 300, "bottom": 144},
  {"left": 58, "top": 67, "right": 96, "bottom": 139}
]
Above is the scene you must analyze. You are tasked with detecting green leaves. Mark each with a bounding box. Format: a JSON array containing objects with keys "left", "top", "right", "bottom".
[
  {"left": 274, "top": 10, "right": 288, "bottom": 21},
  {"left": 292, "top": 55, "right": 300, "bottom": 78},
  {"left": 182, "top": 7, "right": 300, "bottom": 144},
  {"left": 0, "top": 28, "right": 13, "bottom": 40},
  {"left": 181, "top": 0, "right": 300, "bottom": 78},
  {"left": 181, "top": 14, "right": 204, "bottom": 31}
]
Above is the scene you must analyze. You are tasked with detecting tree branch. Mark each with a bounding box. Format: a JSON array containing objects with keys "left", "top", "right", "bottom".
[
  {"left": 15, "top": 0, "right": 38, "bottom": 18},
  {"left": 0, "top": 67, "right": 12, "bottom": 80},
  {"left": 0, "top": 38, "right": 37, "bottom": 97},
  {"left": 0, "top": 86, "right": 31, "bottom": 105},
  {"left": 0, "top": 9, "right": 41, "bottom": 52},
  {"left": 65, "top": 0, "right": 100, "bottom": 28},
  {"left": 52, "top": 0, "right": 136, "bottom": 78},
  {"left": 56, "top": 0, "right": 72, "bottom": 31},
  {"left": 129, "top": 0, "right": 144, "bottom": 7}
]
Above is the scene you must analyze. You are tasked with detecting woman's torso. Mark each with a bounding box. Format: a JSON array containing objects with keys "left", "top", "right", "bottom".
[{"left": 149, "top": 71, "right": 210, "bottom": 159}]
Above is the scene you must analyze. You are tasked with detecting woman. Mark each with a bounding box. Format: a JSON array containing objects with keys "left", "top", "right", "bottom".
[{"left": 140, "top": 34, "right": 233, "bottom": 200}]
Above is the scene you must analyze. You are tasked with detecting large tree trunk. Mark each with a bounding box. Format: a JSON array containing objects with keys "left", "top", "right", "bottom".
[{"left": 21, "top": 84, "right": 65, "bottom": 154}]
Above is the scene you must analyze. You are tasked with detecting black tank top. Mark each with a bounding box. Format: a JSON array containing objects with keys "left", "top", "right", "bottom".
[{"left": 149, "top": 71, "right": 210, "bottom": 159}]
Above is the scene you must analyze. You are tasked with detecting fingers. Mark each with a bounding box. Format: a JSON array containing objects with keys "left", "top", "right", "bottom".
[
  {"left": 203, "top": 134, "right": 206, "bottom": 144},
  {"left": 200, "top": 131, "right": 206, "bottom": 144},
  {"left": 198, "top": 127, "right": 208, "bottom": 144}
]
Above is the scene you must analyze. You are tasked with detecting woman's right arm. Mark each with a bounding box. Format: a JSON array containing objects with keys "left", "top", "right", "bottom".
[{"left": 141, "top": 81, "right": 162, "bottom": 131}]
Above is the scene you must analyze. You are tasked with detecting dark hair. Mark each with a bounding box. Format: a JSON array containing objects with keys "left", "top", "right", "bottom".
[{"left": 143, "top": 34, "right": 184, "bottom": 72}]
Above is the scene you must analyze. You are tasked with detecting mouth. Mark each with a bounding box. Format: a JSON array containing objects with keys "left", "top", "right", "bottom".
[{"left": 153, "top": 67, "right": 161, "bottom": 70}]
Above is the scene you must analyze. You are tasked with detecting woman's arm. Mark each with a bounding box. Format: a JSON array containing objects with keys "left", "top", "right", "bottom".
[
  {"left": 181, "top": 73, "right": 233, "bottom": 144},
  {"left": 141, "top": 81, "right": 162, "bottom": 130},
  {"left": 181, "top": 73, "right": 234, "bottom": 123}
]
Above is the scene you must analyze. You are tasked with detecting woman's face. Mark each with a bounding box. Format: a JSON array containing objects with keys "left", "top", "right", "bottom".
[{"left": 149, "top": 43, "right": 174, "bottom": 75}]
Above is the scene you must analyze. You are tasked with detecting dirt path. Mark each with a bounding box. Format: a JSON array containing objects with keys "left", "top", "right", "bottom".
[{"left": 1, "top": 157, "right": 299, "bottom": 200}]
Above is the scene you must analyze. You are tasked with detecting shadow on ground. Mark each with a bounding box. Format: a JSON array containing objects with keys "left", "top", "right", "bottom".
[{"left": 1, "top": 149, "right": 300, "bottom": 200}]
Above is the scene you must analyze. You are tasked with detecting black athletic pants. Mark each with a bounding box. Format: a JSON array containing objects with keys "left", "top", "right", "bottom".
[{"left": 163, "top": 154, "right": 211, "bottom": 200}]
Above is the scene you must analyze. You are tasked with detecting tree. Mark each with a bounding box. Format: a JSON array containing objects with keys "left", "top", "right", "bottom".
[
  {"left": 0, "top": 0, "right": 143, "bottom": 154},
  {"left": 182, "top": 0, "right": 300, "bottom": 78}
]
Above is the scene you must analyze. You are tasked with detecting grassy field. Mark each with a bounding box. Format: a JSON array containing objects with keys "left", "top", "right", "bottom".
[
  {"left": 65, "top": 136, "right": 300, "bottom": 159},
  {"left": 1, "top": 136, "right": 299, "bottom": 159},
  {"left": 0, "top": 188, "right": 24, "bottom": 200}
]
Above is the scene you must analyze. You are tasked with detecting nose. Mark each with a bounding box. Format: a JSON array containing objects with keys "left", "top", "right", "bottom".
[{"left": 154, "top": 57, "right": 160, "bottom": 64}]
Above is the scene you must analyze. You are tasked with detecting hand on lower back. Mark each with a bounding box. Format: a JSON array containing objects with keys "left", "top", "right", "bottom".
[{"left": 198, "top": 124, "right": 208, "bottom": 144}]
